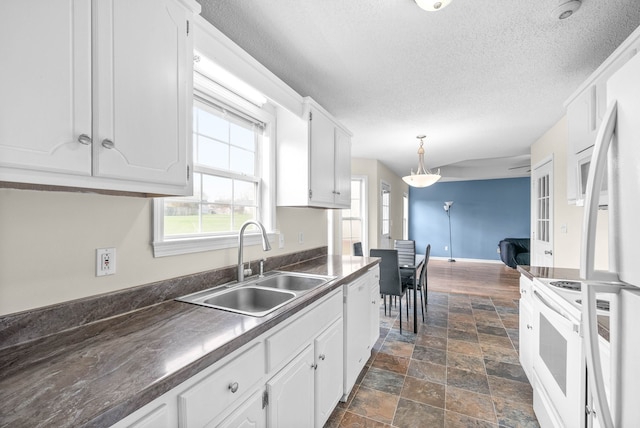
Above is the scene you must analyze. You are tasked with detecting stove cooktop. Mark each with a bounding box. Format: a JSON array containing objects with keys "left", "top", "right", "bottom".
[{"left": 549, "top": 280, "right": 582, "bottom": 291}]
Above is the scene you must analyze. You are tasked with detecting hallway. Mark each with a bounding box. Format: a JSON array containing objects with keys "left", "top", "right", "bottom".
[{"left": 326, "top": 260, "right": 538, "bottom": 427}]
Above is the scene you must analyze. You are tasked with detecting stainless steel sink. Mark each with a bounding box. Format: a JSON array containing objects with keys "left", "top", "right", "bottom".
[
  {"left": 204, "top": 286, "right": 296, "bottom": 316},
  {"left": 176, "top": 271, "right": 335, "bottom": 317},
  {"left": 254, "top": 273, "right": 328, "bottom": 291}
]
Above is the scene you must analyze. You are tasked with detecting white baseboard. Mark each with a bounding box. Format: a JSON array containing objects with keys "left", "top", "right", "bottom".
[{"left": 430, "top": 256, "right": 503, "bottom": 264}]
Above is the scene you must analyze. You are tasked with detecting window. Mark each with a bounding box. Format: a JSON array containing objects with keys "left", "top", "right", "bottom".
[
  {"left": 341, "top": 177, "right": 367, "bottom": 255},
  {"left": 153, "top": 71, "right": 275, "bottom": 257},
  {"left": 403, "top": 193, "right": 408, "bottom": 240},
  {"left": 381, "top": 181, "right": 390, "bottom": 238}
]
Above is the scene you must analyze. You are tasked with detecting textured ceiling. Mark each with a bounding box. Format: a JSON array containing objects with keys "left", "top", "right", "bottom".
[{"left": 197, "top": 0, "right": 640, "bottom": 181}]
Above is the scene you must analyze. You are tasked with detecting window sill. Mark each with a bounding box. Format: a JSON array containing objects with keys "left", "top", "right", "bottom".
[{"left": 153, "top": 232, "right": 277, "bottom": 257}]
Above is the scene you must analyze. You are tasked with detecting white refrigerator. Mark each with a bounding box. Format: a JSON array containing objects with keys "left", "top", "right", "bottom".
[{"left": 580, "top": 52, "right": 640, "bottom": 428}]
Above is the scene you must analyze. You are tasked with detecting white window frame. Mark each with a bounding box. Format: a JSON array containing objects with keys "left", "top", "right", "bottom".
[
  {"left": 152, "top": 74, "right": 276, "bottom": 257},
  {"left": 340, "top": 176, "right": 368, "bottom": 255},
  {"left": 403, "top": 192, "right": 408, "bottom": 240}
]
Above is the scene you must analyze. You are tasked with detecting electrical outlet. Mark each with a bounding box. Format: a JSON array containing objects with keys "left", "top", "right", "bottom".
[
  {"left": 444, "top": 245, "right": 448, "bottom": 252},
  {"left": 298, "top": 232, "right": 304, "bottom": 244},
  {"left": 96, "top": 248, "right": 116, "bottom": 276},
  {"left": 279, "top": 233, "right": 285, "bottom": 249}
]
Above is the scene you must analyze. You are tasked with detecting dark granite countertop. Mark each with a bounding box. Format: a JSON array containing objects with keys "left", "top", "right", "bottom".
[
  {"left": 517, "top": 265, "right": 581, "bottom": 282},
  {"left": 0, "top": 255, "right": 379, "bottom": 428}
]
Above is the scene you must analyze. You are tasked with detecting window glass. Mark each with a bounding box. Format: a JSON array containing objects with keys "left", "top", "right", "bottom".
[{"left": 162, "top": 100, "right": 261, "bottom": 238}]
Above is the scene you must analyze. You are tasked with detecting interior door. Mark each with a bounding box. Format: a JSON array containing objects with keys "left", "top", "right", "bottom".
[
  {"left": 380, "top": 181, "right": 391, "bottom": 249},
  {"left": 532, "top": 159, "right": 554, "bottom": 267}
]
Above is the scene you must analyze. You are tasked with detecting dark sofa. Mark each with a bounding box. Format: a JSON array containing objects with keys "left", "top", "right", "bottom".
[{"left": 498, "top": 238, "right": 530, "bottom": 268}]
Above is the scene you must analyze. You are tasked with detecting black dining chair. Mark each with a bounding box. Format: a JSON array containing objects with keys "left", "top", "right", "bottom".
[
  {"left": 370, "top": 249, "right": 409, "bottom": 334},
  {"left": 394, "top": 239, "right": 416, "bottom": 302},
  {"left": 353, "top": 242, "right": 363, "bottom": 256},
  {"left": 417, "top": 244, "right": 431, "bottom": 316}
]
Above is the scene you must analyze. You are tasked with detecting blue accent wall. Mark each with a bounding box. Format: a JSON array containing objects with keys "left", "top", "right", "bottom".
[{"left": 409, "top": 177, "right": 530, "bottom": 260}]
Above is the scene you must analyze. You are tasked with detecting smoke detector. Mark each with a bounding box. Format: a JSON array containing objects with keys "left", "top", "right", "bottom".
[{"left": 551, "top": 0, "right": 582, "bottom": 20}]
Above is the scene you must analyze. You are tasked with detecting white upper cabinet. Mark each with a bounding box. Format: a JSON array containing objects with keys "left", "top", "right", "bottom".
[
  {"left": 0, "top": 0, "right": 200, "bottom": 196},
  {"left": 277, "top": 97, "right": 352, "bottom": 209},
  {"left": 565, "top": 26, "right": 640, "bottom": 203},
  {"left": 0, "top": 0, "right": 92, "bottom": 176}
]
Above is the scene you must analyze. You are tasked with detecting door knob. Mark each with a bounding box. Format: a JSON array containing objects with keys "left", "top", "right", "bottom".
[{"left": 544, "top": 250, "right": 553, "bottom": 255}]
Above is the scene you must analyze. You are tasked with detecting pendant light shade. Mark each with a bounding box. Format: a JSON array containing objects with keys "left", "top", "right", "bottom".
[
  {"left": 402, "top": 135, "right": 441, "bottom": 188},
  {"left": 415, "top": 0, "right": 453, "bottom": 12}
]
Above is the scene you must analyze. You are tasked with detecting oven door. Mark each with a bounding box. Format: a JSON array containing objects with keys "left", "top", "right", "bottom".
[{"left": 532, "top": 288, "right": 585, "bottom": 428}]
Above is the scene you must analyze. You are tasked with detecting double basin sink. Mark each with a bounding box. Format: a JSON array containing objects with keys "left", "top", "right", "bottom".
[{"left": 176, "top": 271, "right": 335, "bottom": 317}]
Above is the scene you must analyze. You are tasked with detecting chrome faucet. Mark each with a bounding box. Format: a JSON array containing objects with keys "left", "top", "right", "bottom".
[{"left": 237, "top": 220, "right": 272, "bottom": 282}]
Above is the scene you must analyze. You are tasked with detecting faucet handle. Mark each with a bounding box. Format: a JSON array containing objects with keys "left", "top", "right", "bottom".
[
  {"left": 259, "top": 259, "right": 266, "bottom": 277},
  {"left": 243, "top": 267, "right": 253, "bottom": 277}
]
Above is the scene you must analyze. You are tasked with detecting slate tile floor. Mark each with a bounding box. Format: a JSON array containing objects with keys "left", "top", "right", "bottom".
[{"left": 325, "top": 291, "right": 539, "bottom": 428}]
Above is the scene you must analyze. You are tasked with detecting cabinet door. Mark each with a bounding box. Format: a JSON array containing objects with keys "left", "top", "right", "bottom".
[
  {"left": 0, "top": 0, "right": 91, "bottom": 176},
  {"left": 333, "top": 128, "right": 352, "bottom": 208},
  {"left": 93, "top": 0, "right": 190, "bottom": 188},
  {"left": 309, "top": 106, "right": 336, "bottom": 206},
  {"left": 345, "top": 277, "right": 371, "bottom": 392},
  {"left": 267, "top": 345, "right": 315, "bottom": 428},
  {"left": 216, "top": 390, "right": 266, "bottom": 428},
  {"left": 369, "top": 272, "right": 380, "bottom": 349},
  {"left": 314, "top": 318, "right": 343, "bottom": 428},
  {"left": 567, "top": 86, "right": 597, "bottom": 156},
  {"left": 519, "top": 295, "right": 534, "bottom": 382}
]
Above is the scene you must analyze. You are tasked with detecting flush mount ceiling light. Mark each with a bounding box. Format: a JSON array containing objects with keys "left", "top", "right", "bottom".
[
  {"left": 551, "top": 0, "right": 582, "bottom": 20},
  {"left": 415, "top": 0, "right": 453, "bottom": 12},
  {"left": 402, "top": 135, "right": 441, "bottom": 188}
]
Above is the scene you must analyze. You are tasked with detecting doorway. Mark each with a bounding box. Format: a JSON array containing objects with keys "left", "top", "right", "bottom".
[{"left": 531, "top": 157, "right": 554, "bottom": 267}]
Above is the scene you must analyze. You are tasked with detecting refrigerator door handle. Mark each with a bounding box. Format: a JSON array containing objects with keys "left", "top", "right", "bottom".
[{"left": 580, "top": 101, "right": 617, "bottom": 281}]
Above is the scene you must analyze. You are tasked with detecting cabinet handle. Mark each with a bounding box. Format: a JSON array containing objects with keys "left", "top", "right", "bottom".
[
  {"left": 527, "top": 324, "right": 533, "bottom": 330},
  {"left": 544, "top": 250, "right": 553, "bottom": 255},
  {"left": 372, "top": 300, "right": 376, "bottom": 304},
  {"left": 521, "top": 289, "right": 527, "bottom": 294},
  {"left": 319, "top": 354, "right": 326, "bottom": 361},
  {"left": 311, "top": 363, "right": 318, "bottom": 370},
  {"left": 77, "top": 134, "right": 92, "bottom": 145},
  {"left": 228, "top": 382, "right": 239, "bottom": 393},
  {"left": 101, "top": 139, "right": 115, "bottom": 149}
]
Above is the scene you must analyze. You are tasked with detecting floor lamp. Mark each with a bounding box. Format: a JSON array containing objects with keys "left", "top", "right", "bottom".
[{"left": 444, "top": 201, "right": 455, "bottom": 262}]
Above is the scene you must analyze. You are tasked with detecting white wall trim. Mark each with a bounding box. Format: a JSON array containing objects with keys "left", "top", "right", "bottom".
[{"left": 194, "top": 15, "right": 304, "bottom": 115}]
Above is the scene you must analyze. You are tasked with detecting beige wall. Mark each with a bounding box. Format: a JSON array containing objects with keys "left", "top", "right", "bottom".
[
  {"left": 530, "top": 116, "right": 609, "bottom": 270},
  {"left": 0, "top": 188, "right": 327, "bottom": 315},
  {"left": 352, "top": 158, "right": 408, "bottom": 252}
]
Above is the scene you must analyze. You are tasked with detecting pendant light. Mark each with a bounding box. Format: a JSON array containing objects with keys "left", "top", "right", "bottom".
[
  {"left": 415, "top": 0, "right": 453, "bottom": 12},
  {"left": 402, "top": 135, "right": 441, "bottom": 188}
]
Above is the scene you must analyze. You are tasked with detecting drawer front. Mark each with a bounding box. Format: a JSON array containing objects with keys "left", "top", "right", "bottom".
[
  {"left": 266, "top": 290, "right": 342, "bottom": 373},
  {"left": 178, "top": 342, "right": 265, "bottom": 428}
]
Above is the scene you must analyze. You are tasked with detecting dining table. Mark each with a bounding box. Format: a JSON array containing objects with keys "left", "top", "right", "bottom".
[{"left": 399, "top": 253, "right": 425, "bottom": 333}]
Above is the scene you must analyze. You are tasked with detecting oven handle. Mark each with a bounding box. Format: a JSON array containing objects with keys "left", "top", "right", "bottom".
[{"left": 533, "top": 290, "right": 573, "bottom": 323}]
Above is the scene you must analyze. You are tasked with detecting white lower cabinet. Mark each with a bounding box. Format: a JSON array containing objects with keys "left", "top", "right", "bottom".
[
  {"left": 217, "top": 389, "right": 266, "bottom": 428},
  {"left": 369, "top": 273, "right": 381, "bottom": 351},
  {"left": 518, "top": 275, "right": 534, "bottom": 382},
  {"left": 314, "top": 319, "right": 344, "bottom": 427},
  {"left": 111, "top": 278, "right": 378, "bottom": 428},
  {"left": 177, "top": 343, "right": 265, "bottom": 427},
  {"left": 343, "top": 265, "right": 380, "bottom": 400},
  {"left": 266, "top": 345, "right": 315, "bottom": 428}
]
